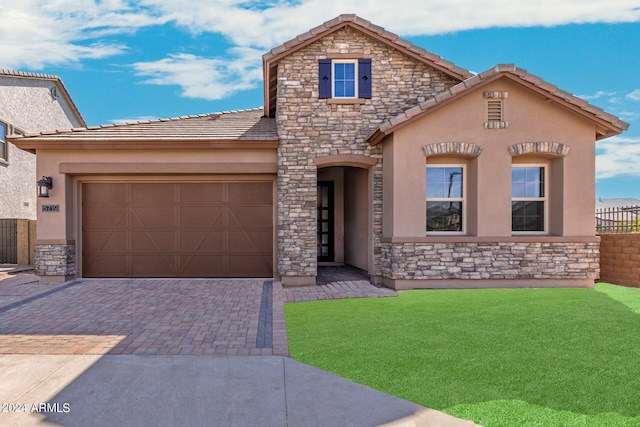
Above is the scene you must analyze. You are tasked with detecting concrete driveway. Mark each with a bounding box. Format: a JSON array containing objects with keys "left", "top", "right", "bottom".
[{"left": 0, "top": 269, "right": 479, "bottom": 427}]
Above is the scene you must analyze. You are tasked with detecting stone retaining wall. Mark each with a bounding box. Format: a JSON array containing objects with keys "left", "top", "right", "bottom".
[{"left": 380, "top": 241, "right": 599, "bottom": 281}]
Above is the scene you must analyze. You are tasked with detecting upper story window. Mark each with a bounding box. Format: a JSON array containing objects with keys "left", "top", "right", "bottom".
[
  {"left": 426, "top": 165, "right": 465, "bottom": 233},
  {"left": 319, "top": 58, "right": 372, "bottom": 100},
  {"left": 512, "top": 165, "right": 546, "bottom": 233},
  {"left": 0, "top": 121, "right": 7, "bottom": 162},
  {"left": 333, "top": 60, "right": 356, "bottom": 98}
]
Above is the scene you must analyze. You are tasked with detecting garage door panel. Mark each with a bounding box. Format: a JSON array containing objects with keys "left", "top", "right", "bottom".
[
  {"left": 229, "top": 231, "right": 272, "bottom": 253},
  {"left": 83, "top": 207, "right": 127, "bottom": 228},
  {"left": 228, "top": 256, "right": 272, "bottom": 277},
  {"left": 130, "top": 183, "right": 176, "bottom": 203},
  {"left": 228, "top": 182, "right": 272, "bottom": 204},
  {"left": 83, "top": 231, "right": 127, "bottom": 252},
  {"left": 179, "top": 231, "right": 224, "bottom": 252},
  {"left": 130, "top": 207, "right": 177, "bottom": 228},
  {"left": 180, "top": 206, "right": 224, "bottom": 228},
  {"left": 180, "top": 256, "right": 225, "bottom": 277},
  {"left": 84, "top": 255, "right": 130, "bottom": 277},
  {"left": 179, "top": 183, "right": 224, "bottom": 203},
  {"left": 83, "top": 181, "right": 273, "bottom": 278},
  {"left": 131, "top": 255, "right": 177, "bottom": 277},
  {"left": 83, "top": 183, "right": 127, "bottom": 204},
  {"left": 131, "top": 231, "right": 176, "bottom": 251},
  {"left": 228, "top": 206, "right": 272, "bottom": 228}
]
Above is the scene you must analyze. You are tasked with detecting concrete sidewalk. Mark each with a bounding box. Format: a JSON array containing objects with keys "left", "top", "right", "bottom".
[{"left": 0, "top": 354, "right": 479, "bottom": 427}]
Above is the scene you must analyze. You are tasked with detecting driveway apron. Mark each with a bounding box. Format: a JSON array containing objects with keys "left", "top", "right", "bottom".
[{"left": 0, "top": 278, "right": 280, "bottom": 356}]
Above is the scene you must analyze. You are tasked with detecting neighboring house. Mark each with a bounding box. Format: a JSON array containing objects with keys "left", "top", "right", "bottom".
[
  {"left": 12, "top": 15, "right": 629, "bottom": 288},
  {"left": 1, "top": 70, "right": 85, "bottom": 220}
]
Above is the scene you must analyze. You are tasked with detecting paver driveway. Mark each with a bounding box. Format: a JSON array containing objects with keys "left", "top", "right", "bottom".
[{"left": 0, "top": 278, "right": 287, "bottom": 356}]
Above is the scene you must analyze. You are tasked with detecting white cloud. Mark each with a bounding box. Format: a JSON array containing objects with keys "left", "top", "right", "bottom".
[
  {"left": 597, "top": 136, "right": 640, "bottom": 179},
  {"left": 580, "top": 91, "right": 618, "bottom": 100},
  {"left": 132, "top": 48, "right": 264, "bottom": 99},
  {"left": 2, "top": 0, "right": 640, "bottom": 98},
  {"left": 0, "top": 1, "right": 163, "bottom": 69},
  {"left": 627, "top": 89, "right": 640, "bottom": 101}
]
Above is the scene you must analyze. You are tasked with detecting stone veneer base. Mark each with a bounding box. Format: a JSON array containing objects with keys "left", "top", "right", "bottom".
[{"left": 384, "top": 278, "right": 594, "bottom": 290}]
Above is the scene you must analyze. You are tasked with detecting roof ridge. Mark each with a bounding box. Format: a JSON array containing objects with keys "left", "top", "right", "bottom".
[
  {"left": 0, "top": 69, "right": 61, "bottom": 80},
  {"left": 11, "top": 107, "right": 266, "bottom": 139}
]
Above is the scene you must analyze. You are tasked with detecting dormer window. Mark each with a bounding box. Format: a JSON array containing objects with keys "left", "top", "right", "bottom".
[{"left": 319, "top": 58, "right": 372, "bottom": 100}]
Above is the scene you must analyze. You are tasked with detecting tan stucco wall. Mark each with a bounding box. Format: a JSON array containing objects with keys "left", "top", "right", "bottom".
[
  {"left": 1, "top": 77, "right": 84, "bottom": 220},
  {"left": 384, "top": 78, "right": 597, "bottom": 239}
]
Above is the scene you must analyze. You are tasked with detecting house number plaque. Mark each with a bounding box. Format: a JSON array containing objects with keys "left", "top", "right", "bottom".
[{"left": 42, "top": 204, "right": 60, "bottom": 213}]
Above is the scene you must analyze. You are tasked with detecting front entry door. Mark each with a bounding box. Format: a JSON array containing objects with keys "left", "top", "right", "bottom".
[{"left": 317, "top": 182, "right": 334, "bottom": 262}]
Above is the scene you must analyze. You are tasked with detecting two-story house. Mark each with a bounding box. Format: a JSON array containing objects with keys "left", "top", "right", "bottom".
[
  {"left": 1, "top": 70, "right": 85, "bottom": 264},
  {"left": 12, "top": 15, "right": 628, "bottom": 287}
]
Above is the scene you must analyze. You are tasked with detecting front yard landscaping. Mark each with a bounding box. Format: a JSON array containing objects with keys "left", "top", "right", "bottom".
[{"left": 285, "top": 283, "right": 640, "bottom": 427}]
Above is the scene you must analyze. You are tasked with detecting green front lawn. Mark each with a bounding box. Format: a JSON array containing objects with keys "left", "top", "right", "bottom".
[{"left": 285, "top": 283, "right": 640, "bottom": 427}]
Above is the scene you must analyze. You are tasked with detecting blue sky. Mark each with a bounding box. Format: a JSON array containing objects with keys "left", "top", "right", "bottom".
[{"left": 1, "top": 1, "right": 639, "bottom": 199}]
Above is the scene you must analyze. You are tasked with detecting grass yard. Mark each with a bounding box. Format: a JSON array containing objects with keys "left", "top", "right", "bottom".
[{"left": 285, "top": 283, "right": 640, "bottom": 427}]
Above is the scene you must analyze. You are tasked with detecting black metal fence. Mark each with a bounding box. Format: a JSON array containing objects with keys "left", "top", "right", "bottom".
[
  {"left": 0, "top": 219, "right": 17, "bottom": 264},
  {"left": 596, "top": 205, "right": 640, "bottom": 234}
]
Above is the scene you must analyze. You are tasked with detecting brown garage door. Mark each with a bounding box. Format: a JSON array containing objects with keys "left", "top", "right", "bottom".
[{"left": 82, "top": 182, "right": 273, "bottom": 278}]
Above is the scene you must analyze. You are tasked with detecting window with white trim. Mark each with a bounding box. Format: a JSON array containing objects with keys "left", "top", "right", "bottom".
[
  {"left": 426, "top": 165, "right": 465, "bottom": 233},
  {"left": 333, "top": 60, "right": 357, "bottom": 98},
  {"left": 318, "top": 58, "right": 372, "bottom": 100},
  {"left": 0, "top": 121, "right": 7, "bottom": 162},
  {"left": 512, "top": 165, "right": 546, "bottom": 233}
]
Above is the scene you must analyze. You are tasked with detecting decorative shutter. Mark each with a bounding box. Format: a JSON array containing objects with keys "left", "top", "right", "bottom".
[
  {"left": 358, "top": 58, "right": 372, "bottom": 98},
  {"left": 318, "top": 59, "right": 332, "bottom": 99}
]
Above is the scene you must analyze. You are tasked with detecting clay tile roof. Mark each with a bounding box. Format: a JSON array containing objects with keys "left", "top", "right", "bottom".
[
  {"left": 10, "top": 108, "right": 277, "bottom": 144},
  {"left": 368, "top": 64, "right": 630, "bottom": 145}
]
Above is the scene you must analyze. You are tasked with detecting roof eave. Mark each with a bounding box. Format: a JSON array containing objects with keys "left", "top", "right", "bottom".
[{"left": 10, "top": 137, "right": 280, "bottom": 151}]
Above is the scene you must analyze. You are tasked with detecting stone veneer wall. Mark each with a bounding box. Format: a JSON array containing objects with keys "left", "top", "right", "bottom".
[
  {"left": 34, "top": 244, "right": 76, "bottom": 276},
  {"left": 275, "top": 27, "right": 459, "bottom": 279},
  {"left": 380, "top": 241, "right": 599, "bottom": 281}
]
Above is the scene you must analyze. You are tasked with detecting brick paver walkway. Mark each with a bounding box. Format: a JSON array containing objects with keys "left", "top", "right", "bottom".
[{"left": 0, "top": 273, "right": 395, "bottom": 357}]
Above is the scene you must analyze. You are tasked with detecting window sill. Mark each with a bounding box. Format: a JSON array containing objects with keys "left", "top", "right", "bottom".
[{"left": 326, "top": 98, "right": 366, "bottom": 111}]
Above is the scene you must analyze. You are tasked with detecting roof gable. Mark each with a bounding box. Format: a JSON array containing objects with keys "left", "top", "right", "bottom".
[
  {"left": 262, "top": 14, "right": 473, "bottom": 117},
  {"left": 368, "top": 64, "right": 630, "bottom": 145},
  {"left": 0, "top": 69, "right": 86, "bottom": 129}
]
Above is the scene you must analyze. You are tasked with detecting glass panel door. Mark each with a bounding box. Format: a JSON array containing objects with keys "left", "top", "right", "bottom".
[{"left": 317, "top": 181, "right": 334, "bottom": 262}]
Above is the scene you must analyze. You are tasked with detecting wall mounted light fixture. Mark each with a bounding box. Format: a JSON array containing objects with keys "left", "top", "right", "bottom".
[{"left": 37, "top": 176, "right": 53, "bottom": 198}]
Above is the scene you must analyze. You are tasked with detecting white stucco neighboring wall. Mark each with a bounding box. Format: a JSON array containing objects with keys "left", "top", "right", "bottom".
[{"left": 0, "top": 73, "right": 84, "bottom": 219}]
